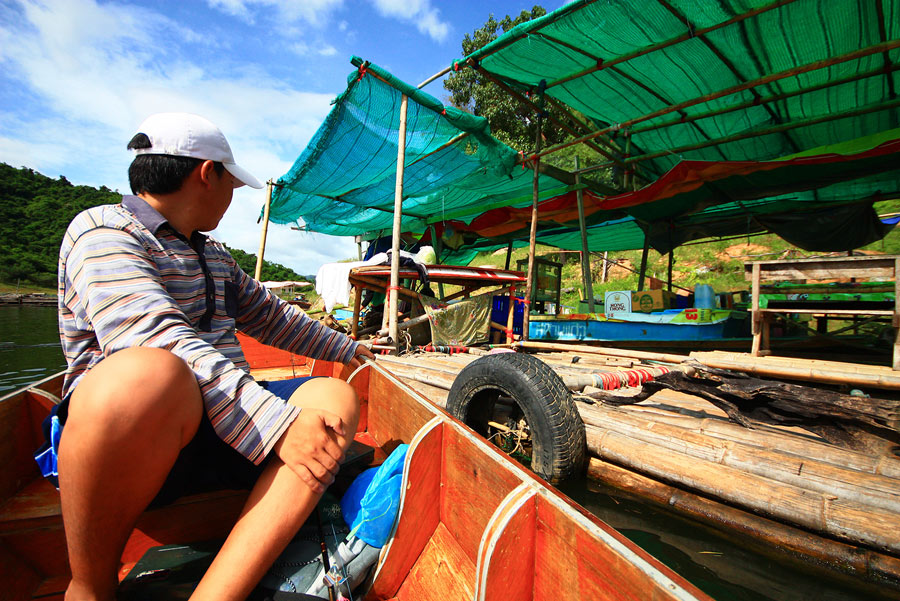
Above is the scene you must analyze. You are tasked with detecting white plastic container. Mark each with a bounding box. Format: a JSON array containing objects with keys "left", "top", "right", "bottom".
[{"left": 694, "top": 284, "right": 715, "bottom": 309}]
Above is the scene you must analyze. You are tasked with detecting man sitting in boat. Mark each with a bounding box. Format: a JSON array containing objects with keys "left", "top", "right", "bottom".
[{"left": 33, "top": 112, "right": 374, "bottom": 601}]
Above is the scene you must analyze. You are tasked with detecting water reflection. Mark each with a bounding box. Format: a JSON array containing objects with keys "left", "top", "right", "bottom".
[{"left": 0, "top": 306, "right": 66, "bottom": 393}]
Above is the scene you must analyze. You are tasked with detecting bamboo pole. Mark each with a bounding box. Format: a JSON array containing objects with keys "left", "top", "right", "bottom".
[
  {"left": 513, "top": 340, "right": 688, "bottom": 365},
  {"left": 523, "top": 38, "right": 900, "bottom": 165},
  {"left": 506, "top": 286, "right": 517, "bottom": 343},
  {"left": 598, "top": 96, "right": 900, "bottom": 170},
  {"left": 690, "top": 351, "right": 900, "bottom": 390},
  {"left": 617, "top": 64, "right": 900, "bottom": 144},
  {"left": 522, "top": 100, "right": 545, "bottom": 341},
  {"left": 388, "top": 94, "right": 409, "bottom": 353},
  {"left": 254, "top": 180, "right": 273, "bottom": 281},
  {"left": 574, "top": 156, "right": 594, "bottom": 312}
]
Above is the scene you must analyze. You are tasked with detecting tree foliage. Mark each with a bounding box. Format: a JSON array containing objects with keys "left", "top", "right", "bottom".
[
  {"left": 0, "top": 163, "right": 307, "bottom": 287},
  {"left": 444, "top": 7, "right": 557, "bottom": 153},
  {"left": 443, "top": 7, "right": 617, "bottom": 189}
]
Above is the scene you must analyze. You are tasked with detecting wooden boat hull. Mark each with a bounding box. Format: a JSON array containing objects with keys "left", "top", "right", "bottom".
[{"left": 0, "top": 338, "right": 709, "bottom": 600}]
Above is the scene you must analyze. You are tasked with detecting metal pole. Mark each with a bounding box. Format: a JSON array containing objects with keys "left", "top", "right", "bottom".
[
  {"left": 388, "top": 94, "right": 409, "bottom": 353},
  {"left": 574, "top": 156, "right": 594, "bottom": 312},
  {"left": 254, "top": 180, "right": 272, "bottom": 281}
]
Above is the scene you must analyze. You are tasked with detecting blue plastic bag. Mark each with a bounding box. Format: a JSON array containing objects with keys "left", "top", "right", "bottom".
[{"left": 340, "top": 443, "right": 408, "bottom": 548}]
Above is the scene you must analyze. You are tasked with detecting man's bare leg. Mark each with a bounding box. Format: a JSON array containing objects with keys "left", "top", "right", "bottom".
[
  {"left": 59, "top": 348, "right": 203, "bottom": 601},
  {"left": 191, "top": 377, "right": 359, "bottom": 601}
]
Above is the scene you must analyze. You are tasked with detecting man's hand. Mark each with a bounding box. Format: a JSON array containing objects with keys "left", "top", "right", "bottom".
[
  {"left": 346, "top": 344, "right": 376, "bottom": 369},
  {"left": 273, "top": 408, "right": 346, "bottom": 493}
]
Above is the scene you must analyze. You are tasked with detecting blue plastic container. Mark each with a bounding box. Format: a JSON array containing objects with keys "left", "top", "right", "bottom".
[
  {"left": 491, "top": 296, "right": 524, "bottom": 335},
  {"left": 694, "top": 284, "right": 716, "bottom": 309}
]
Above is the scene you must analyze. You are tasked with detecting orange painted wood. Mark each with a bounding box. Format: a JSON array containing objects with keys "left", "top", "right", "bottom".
[
  {"left": 395, "top": 522, "right": 475, "bottom": 601},
  {"left": 0, "top": 391, "right": 41, "bottom": 504},
  {"left": 236, "top": 332, "right": 307, "bottom": 369},
  {"left": 32, "top": 575, "right": 70, "bottom": 598},
  {"left": 121, "top": 490, "right": 247, "bottom": 565},
  {"left": 366, "top": 369, "right": 435, "bottom": 451},
  {"left": 0, "top": 477, "right": 61, "bottom": 533},
  {"left": 0, "top": 539, "right": 41, "bottom": 601},
  {"left": 365, "top": 421, "right": 444, "bottom": 600},
  {"left": 479, "top": 491, "right": 536, "bottom": 601},
  {"left": 348, "top": 365, "right": 370, "bottom": 433},
  {"left": 440, "top": 425, "right": 521, "bottom": 564}
]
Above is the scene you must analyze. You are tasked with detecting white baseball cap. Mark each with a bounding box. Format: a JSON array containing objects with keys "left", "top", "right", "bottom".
[{"left": 132, "top": 113, "right": 263, "bottom": 189}]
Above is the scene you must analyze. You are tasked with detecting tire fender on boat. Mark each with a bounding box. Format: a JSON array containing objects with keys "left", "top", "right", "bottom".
[{"left": 446, "top": 352, "right": 586, "bottom": 484}]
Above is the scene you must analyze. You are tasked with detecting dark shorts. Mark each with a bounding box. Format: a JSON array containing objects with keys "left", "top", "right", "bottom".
[{"left": 35, "top": 376, "right": 318, "bottom": 508}]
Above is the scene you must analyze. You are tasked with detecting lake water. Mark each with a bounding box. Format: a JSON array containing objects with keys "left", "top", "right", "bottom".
[{"left": 0, "top": 306, "right": 893, "bottom": 600}]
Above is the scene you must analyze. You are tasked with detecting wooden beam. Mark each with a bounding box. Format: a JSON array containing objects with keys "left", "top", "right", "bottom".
[{"left": 523, "top": 106, "right": 544, "bottom": 341}]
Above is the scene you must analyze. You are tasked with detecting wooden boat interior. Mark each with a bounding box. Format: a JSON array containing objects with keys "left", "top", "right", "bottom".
[{"left": 0, "top": 337, "right": 708, "bottom": 600}]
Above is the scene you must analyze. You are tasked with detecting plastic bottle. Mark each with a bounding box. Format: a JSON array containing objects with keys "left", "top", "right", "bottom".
[{"left": 694, "top": 284, "right": 715, "bottom": 309}]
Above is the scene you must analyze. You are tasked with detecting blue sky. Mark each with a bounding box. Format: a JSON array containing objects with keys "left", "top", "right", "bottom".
[{"left": 0, "top": 0, "right": 556, "bottom": 275}]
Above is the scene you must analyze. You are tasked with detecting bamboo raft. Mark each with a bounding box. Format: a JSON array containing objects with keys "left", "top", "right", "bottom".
[{"left": 371, "top": 345, "right": 900, "bottom": 590}]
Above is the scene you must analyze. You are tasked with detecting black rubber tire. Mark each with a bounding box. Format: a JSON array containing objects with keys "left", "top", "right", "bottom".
[{"left": 446, "top": 352, "right": 586, "bottom": 484}]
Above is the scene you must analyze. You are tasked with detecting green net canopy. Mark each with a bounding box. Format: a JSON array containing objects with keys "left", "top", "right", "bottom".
[
  {"left": 270, "top": 58, "right": 569, "bottom": 237},
  {"left": 461, "top": 0, "right": 900, "bottom": 178}
]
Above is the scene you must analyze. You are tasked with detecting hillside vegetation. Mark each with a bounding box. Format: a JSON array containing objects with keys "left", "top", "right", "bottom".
[{"left": 0, "top": 163, "right": 307, "bottom": 290}]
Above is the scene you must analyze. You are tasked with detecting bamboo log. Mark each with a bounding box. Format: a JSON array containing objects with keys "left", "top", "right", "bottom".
[
  {"left": 584, "top": 427, "right": 900, "bottom": 554},
  {"left": 587, "top": 459, "right": 900, "bottom": 589},
  {"left": 575, "top": 156, "right": 594, "bottom": 313},
  {"left": 522, "top": 107, "right": 543, "bottom": 341},
  {"left": 578, "top": 403, "right": 900, "bottom": 511},
  {"left": 619, "top": 403, "right": 900, "bottom": 479},
  {"left": 388, "top": 94, "right": 409, "bottom": 355},
  {"left": 254, "top": 181, "right": 273, "bottom": 281},
  {"left": 514, "top": 340, "right": 689, "bottom": 365},
  {"left": 691, "top": 351, "right": 900, "bottom": 390}
]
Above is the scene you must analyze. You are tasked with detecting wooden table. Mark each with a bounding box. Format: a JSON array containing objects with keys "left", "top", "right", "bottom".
[
  {"left": 348, "top": 264, "right": 526, "bottom": 342},
  {"left": 744, "top": 255, "right": 900, "bottom": 369}
]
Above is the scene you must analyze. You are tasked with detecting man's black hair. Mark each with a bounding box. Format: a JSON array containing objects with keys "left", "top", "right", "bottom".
[{"left": 127, "top": 133, "right": 224, "bottom": 195}]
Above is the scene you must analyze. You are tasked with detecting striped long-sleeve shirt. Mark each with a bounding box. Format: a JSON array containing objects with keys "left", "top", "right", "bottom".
[{"left": 58, "top": 195, "right": 357, "bottom": 464}]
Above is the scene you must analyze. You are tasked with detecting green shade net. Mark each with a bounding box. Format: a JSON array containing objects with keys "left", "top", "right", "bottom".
[
  {"left": 461, "top": 0, "right": 900, "bottom": 177},
  {"left": 271, "top": 58, "right": 569, "bottom": 237}
]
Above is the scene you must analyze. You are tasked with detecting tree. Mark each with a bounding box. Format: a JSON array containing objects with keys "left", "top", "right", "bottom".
[
  {"left": 443, "top": 7, "right": 617, "bottom": 189},
  {"left": 444, "top": 7, "right": 555, "bottom": 153}
]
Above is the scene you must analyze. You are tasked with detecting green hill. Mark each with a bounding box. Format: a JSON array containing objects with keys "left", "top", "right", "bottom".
[
  {"left": 0, "top": 163, "right": 308, "bottom": 290},
  {"left": 468, "top": 201, "right": 900, "bottom": 311}
]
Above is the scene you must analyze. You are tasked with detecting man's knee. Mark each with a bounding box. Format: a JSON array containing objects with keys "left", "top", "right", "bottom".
[
  {"left": 287, "top": 377, "right": 359, "bottom": 429},
  {"left": 68, "top": 347, "right": 202, "bottom": 443}
]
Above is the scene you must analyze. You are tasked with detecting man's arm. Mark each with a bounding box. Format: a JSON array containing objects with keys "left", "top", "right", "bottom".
[
  {"left": 64, "top": 227, "right": 299, "bottom": 465},
  {"left": 230, "top": 262, "right": 359, "bottom": 364}
]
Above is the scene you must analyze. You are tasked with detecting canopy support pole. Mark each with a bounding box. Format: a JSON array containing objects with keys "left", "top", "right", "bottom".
[
  {"left": 254, "top": 180, "right": 273, "bottom": 281},
  {"left": 504, "top": 241, "right": 513, "bottom": 270},
  {"left": 638, "top": 234, "right": 650, "bottom": 292},
  {"left": 388, "top": 94, "right": 409, "bottom": 354},
  {"left": 429, "top": 224, "right": 445, "bottom": 299},
  {"left": 575, "top": 156, "right": 594, "bottom": 312},
  {"left": 667, "top": 250, "right": 674, "bottom": 292},
  {"left": 523, "top": 90, "right": 546, "bottom": 341}
]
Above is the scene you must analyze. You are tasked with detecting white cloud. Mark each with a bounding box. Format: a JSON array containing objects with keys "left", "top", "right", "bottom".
[
  {"left": 206, "top": 0, "right": 345, "bottom": 27},
  {"left": 0, "top": 0, "right": 342, "bottom": 271},
  {"left": 369, "top": 0, "right": 450, "bottom": 42}
]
